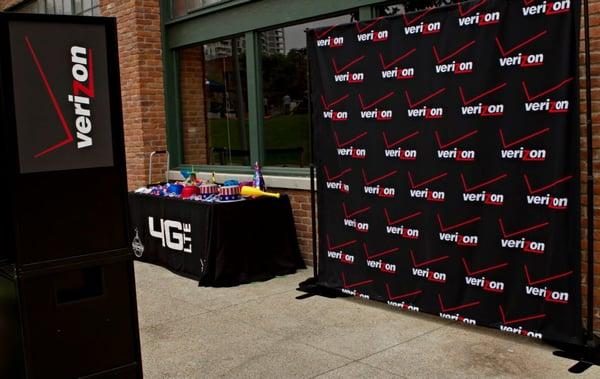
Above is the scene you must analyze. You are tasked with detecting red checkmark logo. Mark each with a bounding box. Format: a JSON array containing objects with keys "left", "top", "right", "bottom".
[
  {"left": 410, "top": 250, "right": 449, "bottom": 268},
  {"left": 433, "top": 40, "right": 476, "bottom": 64},
  {"left": 522, "top": 77, "right": 573, "bottom": 101},
  {"left": 383, "top": 131, "right": 420, "bottom": 149},
  {"left": 405, "top": 88, "right": 446, "bottom": 108},
  {"left": 499, "top": 128, "right": 549, "bottom": 148},
  {"left": 462, "top": 258, "right": 508, "bottom": 276},
  {"left": 403, "top": 8, "right": 434, "bottom": 26},
  {"left": 355, "top": 17, "right": 384, "bottom": 33},
  {"left": 384, "top": 209, "right": 422, "bottom": 226},
  {"left": 408, "top": 171, "right": 447, "bottom": 189},
  {"left": 25, "top": 37, "right": 75, "bottom": 158},
  {"left": 342, "top": 203, "right": 370, "bottom": 219},
  {"left": 358, "top": 92, "right": 395, "bottom": 110},
  {"left": 499, "top": 305, "right": 545, "bottom": 326},
  {"left": 334, "top": 131, "right": 368, "bottom": 148},
  {"left": 321, "top": 94, "right": 349, "bottom": 109},
  {"left": 323, "top": 166, "right": 352, "bottom": 181},
  {"left": 363, "top": 242, "right": 400, "bottom": 260},
  {"left": 379, "top": 48, "right": 417, "bottom": 69},
  {"left": 326, "top": 235, "right": 357, "bottom": 251},
  {"left": 460, "top": 173, "right": 508, "bottom": 192},
  {"left": 524, "top": 265, "right": 573, "bottom": 286},
  {"left": 458, "top": 0, "right": 487, "bottom": 16},
  {"left": 437, "top": 213, "right": 481, "bottom": 232},
  {"left": 438, "top": 295, "right": 480, "bottom": 313},
  {"left": 331, "top": 55, "right": 365, "bottom": 74},
  {"left": 523, "top": 174, "right": 572, "bottom": 195},
  {"left": 459, "top": 82, "right": 507, "bottom": 105},
  {"left": 435, "top": 129, "right": 478, "bottom": 149},
  {"left": 496, "top": 30, "right": 547, "bottom": 57},
  {"left": 315, "top": 24, "right": 337, "bottom": 39},
  {"left": 386, "top": 284, "right": 422, "bottom": 301},
  {"left": 498, "top": 219, "right": 549, "bottom": 238},
  {"left": 362, "top": 169, "right": 398, "bottom": 186},
  {"left": 341, "top": 272, "right": 373, "bottom": 289}
]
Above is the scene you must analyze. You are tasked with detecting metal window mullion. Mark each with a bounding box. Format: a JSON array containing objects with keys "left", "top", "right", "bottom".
[{"left": 245, "top": 31, "right": 264, "bottom": 166}]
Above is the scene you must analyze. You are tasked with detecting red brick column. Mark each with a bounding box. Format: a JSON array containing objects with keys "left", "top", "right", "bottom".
[
  {"left": 179, "top": 46, "right": 209, "bottom": 165},
  {"left": 100, "top": 0, "right": 167, "bottom": 188}
]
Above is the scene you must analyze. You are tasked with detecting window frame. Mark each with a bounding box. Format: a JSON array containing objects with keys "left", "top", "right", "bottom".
[{"left": 160, "top": 0, "right": 388, "bottom": 177}]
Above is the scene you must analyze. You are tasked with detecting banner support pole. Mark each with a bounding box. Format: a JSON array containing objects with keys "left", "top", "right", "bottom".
[
  {"left": 297, "top": 28, "right": 346, "bottom": 299},
  {"left": 552, "top": 0, "right": 600, "bottom": 372}
]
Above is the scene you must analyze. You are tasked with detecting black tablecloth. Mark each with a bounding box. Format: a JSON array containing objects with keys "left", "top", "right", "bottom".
[{"left": 128, "top": 193, "right": 305, "bottom": 286}]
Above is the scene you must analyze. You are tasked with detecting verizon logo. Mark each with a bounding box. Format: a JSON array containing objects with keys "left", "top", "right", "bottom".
[
  {"left": 499, "top": 325, "right": 542, "bottom": 339},
  {"left": 435, "top": 61, "right": 473, "bottom": 74},
  {"left": 360, "top": 109, "right": 392, "bottom": 120},
  {"left": 325, "top": 181, "right": 349, "bottom": 193},
  {"left": 463, "top": 192, "right": 504, "bottom": 206},
  {"left": 437, "top": 149, "right": 475, "bottom": 161},
  {"left": 413, "top": 268, "right": 447, "bottom": 283},
  {"left": 410, "top": 188, "right": 446, "bottom": 202},
  {"left": 499, "top": 53, "right": 544, "bottom": 68},
  {"left": 461, "top": 103, "right": 504, "bottom": 117},
  {"left": 439, "top": 313, "right": 476, "bottom": 325},
  {"left": 525, "top": 286, "right": 569, "bottom": 304},
  {"left": 364, "top": 185, "right": 395, "bottom": 198},
  {"left": 465, "top": 277, "right": 505, "bottom": 293},
  {"left": 523, "top": 78, "right": 573, "bottom": 113},
  {"left": 317, "top": 36, "right": 344, "bottom": 48},
  {"left": 385, "top": 148, "right": 417, "bottom": 160},
  {"left": 327, "top": 250, "right": 354, "bottom": 264},
  {"left": 367, "top": 260, "right": 397, "bottom": 274},
  {"left": 524, "top": 99, "right": 569, "bottom": 113},
  {"left": 387, "top": 301, "right": 419, "bottom": 312},
  {"left": 458, "top": 12, "right": 501, "bottom": 26},
  {"left": 341, "top": 289, "right": 370, "bottom": 299},
  {"left": 343, "top": 219, "right": 369, "bottom": 233},
  {"left": 527, "top": 194, "right": 568, "bottom": 209},
  {"left": 357, "top": 29, "right": 389, "bottom": 42},
  {"left": 439, "top": 232, "right": 479, "bottom": 247},
  {"left": 404, "top": 21, "right": 441, "bottom": 35},
  {"left": 501, "top": 238, "right": 546, "bottom": 253},
  {"left": 323, "top": 110, "right": 348, "bottom": 121},
  {"left": 500, "top": 148, "right": 546, "bottom": 161},
  {"left": 386, "top": 225, "right": 419, "bottom": 239},
  {"left": 68, "top": 46, "right": 95, "bottom": 149},
  {"left": 381, "top": 67, "right": 415, "bottom": 80},
  {"left": 522, "top": 0, "right": 571, "bottom": 16},
  {"left": 407, "top": 107, "right": 444, "bottom": 118},
  {"left": 337, "top": 147, "right": 366, "bottom": 159},
  {"left": 334, "top": 72, "right": 364, "bottom": 83}
]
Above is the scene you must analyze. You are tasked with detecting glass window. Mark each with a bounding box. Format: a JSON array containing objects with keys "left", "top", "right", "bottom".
[
  {"left": 377, "top": 0, "right": 462, "bottom": 15},
  {"left": 172, "top": 0, "right": 230, "bottom": 18},
  {"left": 10, "top": 0, "right": 98, "bottom": 15},
  {"left": 259, "top": 14, "right": 356, "bottom": 168},
  {"left": 179, "top": 36, "right": 250, "bottom": 166}
]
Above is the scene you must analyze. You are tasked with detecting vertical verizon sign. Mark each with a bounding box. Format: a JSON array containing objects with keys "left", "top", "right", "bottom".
[{"left": 9, "top": 20, "right": 113, "bottom": 173}]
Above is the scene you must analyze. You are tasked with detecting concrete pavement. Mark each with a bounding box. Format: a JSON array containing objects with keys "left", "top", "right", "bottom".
[{"left": 134, "top": 262, "right": 600, "bottom": 378}]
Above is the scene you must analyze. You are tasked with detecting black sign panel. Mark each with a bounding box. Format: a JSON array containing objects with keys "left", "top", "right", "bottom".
[
  {"left": 308, "top": 0, "right": 582, "bottom": 345},
  {"left": 9, "top": 20, "right": 113, "bottom": 173}
]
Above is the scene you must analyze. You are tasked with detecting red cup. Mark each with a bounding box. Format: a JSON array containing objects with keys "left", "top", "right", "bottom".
[{"left": 181, "top": 185, "right": 200, "bottom": 199}]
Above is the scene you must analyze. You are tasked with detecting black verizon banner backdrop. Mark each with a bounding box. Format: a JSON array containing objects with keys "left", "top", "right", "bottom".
[{"left": 308, "top": 0, "right": 582, "bottom": 344}]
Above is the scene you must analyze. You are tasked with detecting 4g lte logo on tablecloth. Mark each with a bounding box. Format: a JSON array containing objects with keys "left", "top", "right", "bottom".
[{"left": 148, "top": 217, "right": 192, "bottom": 253}]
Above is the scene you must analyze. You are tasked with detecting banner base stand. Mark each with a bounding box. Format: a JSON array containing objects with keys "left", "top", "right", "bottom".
[
  {"left": 296, "top": 277, "right": 349, "bottom": 299},
  {"left": 552, "top": 336, "right": 600, "bottom": 373}
]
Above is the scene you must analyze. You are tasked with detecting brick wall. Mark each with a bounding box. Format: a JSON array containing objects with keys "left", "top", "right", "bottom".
[
  {"left": 179, "top": 46, "right": 209, "bottom": 165},
  {"left": 284, "top": 189, "right": 315, "bottom": 266},
  {"left": 99, "top": 0, "right": 167, "bottom": 188},
  {"left": 581, "top": 0, "right": 600, "bottom": 332}
]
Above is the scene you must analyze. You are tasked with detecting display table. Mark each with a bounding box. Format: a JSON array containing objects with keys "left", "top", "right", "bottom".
[{"left": 128, "top": 193, "right": 305, "bottom": 286}]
